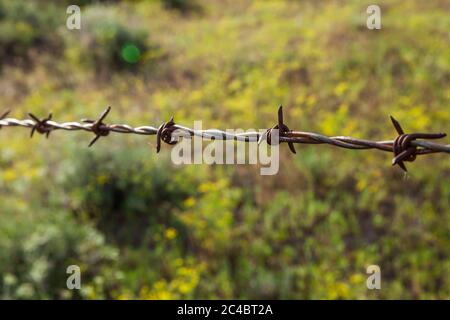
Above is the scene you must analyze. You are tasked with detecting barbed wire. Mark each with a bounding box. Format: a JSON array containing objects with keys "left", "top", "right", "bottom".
[{"left": 0, "top": 106, "right": 448, "bottom": 172}]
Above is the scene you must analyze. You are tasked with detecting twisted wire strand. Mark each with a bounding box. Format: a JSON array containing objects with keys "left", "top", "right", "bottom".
[{"left": 0, "top": 106, "right": 448, "bottom": 172}]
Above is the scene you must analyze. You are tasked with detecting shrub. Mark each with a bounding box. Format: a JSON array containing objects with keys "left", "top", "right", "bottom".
[
  {"left": 161, "top": 0, "right": 203, "bottom": 15},
  {"left": 66, "top": 6, "right": 156, "bottom": 73},
  {"left": 59, "top": 146, "right": 202, "bottom": 247},
  {"left": 0, "top": 0, "right": 62, "bottom": 65},
  {"left": 0, "top": 209, "right": 118, "bottom": 299}
]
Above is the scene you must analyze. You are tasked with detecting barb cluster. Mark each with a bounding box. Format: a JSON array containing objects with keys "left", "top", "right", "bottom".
[{"left": 0, "top": 106, "right": 448, "bottom": 172}]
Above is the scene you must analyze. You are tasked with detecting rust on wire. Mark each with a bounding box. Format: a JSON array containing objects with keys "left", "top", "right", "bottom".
[
  {"left": 156, "top": 116, "right": 177, "bottom": 153},
  {"left": 260, "top": 106, "right": 296, "bottom": 154},
  {"left": 390, "top": 115, "right": 447, "bottom": 172},
  {"left": 28, "top": 112, "right": 53, "bottom": 138},
  {"left": 0, "top": 106, "right": 448, "bottom": 171},
  {"left": 82, "top": 106, "right": 112, "bottom": 147}
]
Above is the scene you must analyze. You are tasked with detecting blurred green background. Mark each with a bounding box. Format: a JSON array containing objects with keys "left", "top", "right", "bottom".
[{"left": 0, "top": 0, "right": 448, "bottom": 299}]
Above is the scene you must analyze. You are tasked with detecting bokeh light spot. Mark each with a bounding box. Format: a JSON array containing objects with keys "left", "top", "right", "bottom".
[{"left": 121, "top": 44, "right": 141, "bottom": 64}]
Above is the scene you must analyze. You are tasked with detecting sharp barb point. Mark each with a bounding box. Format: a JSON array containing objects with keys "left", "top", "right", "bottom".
[
  {"left": 390, "top": 115, "right": 404, "bottom": 135},
  {"left": 1, "top": 110, "right": 10, "bottom": 119},
  {"left": 288, "top": 143, "right": 297, "bottom": 154},
  {"left": 278, "top": 105, "right": 283, "bottom": 126},
  {"left": 399, "top": 162, "right": 408, "bottom": 172},
  {"left": 88, "top": 137, "right": 98, "bottom": 147},
  {"left": 28, "top": 113, "right": 40, "bottom": 122}
]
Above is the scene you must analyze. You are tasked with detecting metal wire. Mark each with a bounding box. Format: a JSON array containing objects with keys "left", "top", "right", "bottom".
[{"left": 0, "top": 106, "right": 448, "bottom": 172}]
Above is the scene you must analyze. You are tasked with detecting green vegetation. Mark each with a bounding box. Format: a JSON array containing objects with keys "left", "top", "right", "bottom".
[
  {"left": 0, "top": 1, "right": 61, "bottom": 65},
  {"left": 162, "top": 0, "right": 202, "bottom": 14},
  {"left": 0, "top": 0, "right": 448, "bottom": 299},
  {"left": 65, "top": 5, "right": 157, "bottom": 73}
]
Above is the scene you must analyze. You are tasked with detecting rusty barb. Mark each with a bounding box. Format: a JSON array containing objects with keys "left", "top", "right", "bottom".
[
  {"left": 156, "top": 116, "right": 177, "bottom": 153},
  {"left": 0, "top": 106, "right": 448, "bottom": 172},
  {"left": 258, "top": 106, "right": 296, "bottom": 154},
  {"left": 81, "top": 106, "right": 112, "bottom": 147},
  {"left": 28, "top": 112, "right": 53, "bottom": 138},
  {"left": 389, "top": 116, "right": 446, "bottom": 172}
]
